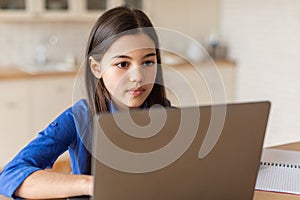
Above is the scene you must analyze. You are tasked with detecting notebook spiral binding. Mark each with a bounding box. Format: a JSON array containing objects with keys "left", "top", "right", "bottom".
[{"left": 260, "top": 162, "right": 300, "bottom": 169}]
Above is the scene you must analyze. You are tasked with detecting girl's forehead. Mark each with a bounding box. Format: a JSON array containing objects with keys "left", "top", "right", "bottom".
[{"left": 106, "top": 33, "right": 156, "bottom": 56}]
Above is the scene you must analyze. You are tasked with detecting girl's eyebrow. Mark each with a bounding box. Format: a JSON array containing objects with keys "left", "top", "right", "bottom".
[
  {"left": 111, "top": 52, "right": 156, "bottom": 60},
  {"left": 143, "top": 52, "right": 156, "bottom": 59}
]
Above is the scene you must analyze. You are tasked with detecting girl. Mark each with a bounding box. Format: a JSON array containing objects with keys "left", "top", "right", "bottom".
[{"left": 0, "top": 6, "right": 169, "bottom": 199}]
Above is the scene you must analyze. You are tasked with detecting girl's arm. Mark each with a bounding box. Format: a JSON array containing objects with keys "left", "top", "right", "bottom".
[
  {"left": 0, "top": 100, "right": 92, "bottom": 198},
  {"left": 15, "top": 170, "right": 93, "bottom": 199}
]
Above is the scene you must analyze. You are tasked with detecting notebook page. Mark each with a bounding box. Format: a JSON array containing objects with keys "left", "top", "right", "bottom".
[{"left": 255, "top": 149, "right": 300, "bottom": 195}]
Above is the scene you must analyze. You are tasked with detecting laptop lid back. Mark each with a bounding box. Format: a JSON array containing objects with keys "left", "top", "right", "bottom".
[{"left": 91, "top": 101, "right": 270, "bottom": 200}]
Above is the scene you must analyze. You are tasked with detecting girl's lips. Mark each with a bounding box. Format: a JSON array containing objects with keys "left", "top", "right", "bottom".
[{"left": 128, "top": 87, "right": 146, "bottom": 97}]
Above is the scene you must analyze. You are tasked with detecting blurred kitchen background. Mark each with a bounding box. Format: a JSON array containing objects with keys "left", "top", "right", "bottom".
[{"left": 1, "top": 0, "right": 300, "bottom": 168}]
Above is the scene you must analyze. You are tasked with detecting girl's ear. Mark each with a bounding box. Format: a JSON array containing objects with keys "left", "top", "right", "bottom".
[{"left": 89, "top": 56, "right": 102, "bottom": 79}]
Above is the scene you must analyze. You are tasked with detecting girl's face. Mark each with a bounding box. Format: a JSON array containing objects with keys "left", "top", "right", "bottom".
[{"left": 90, "top": 33, "right": 157, "bottom": 109}]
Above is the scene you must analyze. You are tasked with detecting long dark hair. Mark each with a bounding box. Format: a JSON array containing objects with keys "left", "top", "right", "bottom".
[{"left": 85, "top": 6, "right": 169, "bottom": 114}]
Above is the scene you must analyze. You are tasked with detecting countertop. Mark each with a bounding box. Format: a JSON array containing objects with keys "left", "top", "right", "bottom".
[
  {"left": 0, "top": 59, "right": 235, "bottom": 80},
  {"left": 162, "top": 58, "right": 236, "bottom": 69},
  {"left": 161, "top": 51, "right": 236, "bottom": 68},
  {"left": 0, "top": 66, "right": 78, "bottom": 80}
]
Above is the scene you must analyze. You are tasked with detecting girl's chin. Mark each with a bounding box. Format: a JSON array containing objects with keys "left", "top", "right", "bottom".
[
  {"left": 113, "top": 99, "right": 144, "bottom": 109},
  {"left": 127, "top": 101, "right": 144, "bottom": 108},
  {"left": 126, "top": 98, "right": 147, "bottom": 108}
]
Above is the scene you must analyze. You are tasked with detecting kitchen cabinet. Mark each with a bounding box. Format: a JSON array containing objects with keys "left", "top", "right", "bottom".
[
  {"left": 30, "top": 76, "right": 75, "bottom": 133},
  {"left": 0, "top": 0, "right": 33, "bottom": 20},
  {"left": 0, "top": 74, "right": 75, "bottom": 168},
  {"left": 76, "top": 0, "right": 150, "bottom": 21},
  {"left": 0, "top": 0, "right": 148, "bottom": 22},
  {"left": 0, "top": 0, "right": 77, "bottom": 21},
  {"left": 162, "top": 60, "right": 236, "bottom": 107},
  {"left": 0, "top": 80, "right": 32, "bottom": 168}
]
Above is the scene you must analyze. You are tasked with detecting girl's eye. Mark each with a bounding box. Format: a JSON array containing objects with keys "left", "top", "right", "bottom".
[
  {"left": 116, "top": 62, "right": 129, "bottom": 68},
  {"left": 142, "top": 61, "right": 155, "bottom": 67}
]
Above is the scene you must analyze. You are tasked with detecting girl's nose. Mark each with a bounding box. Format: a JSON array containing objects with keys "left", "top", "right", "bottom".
[{"left": 129, "top": 66, "right": 144, "bottom": 83}]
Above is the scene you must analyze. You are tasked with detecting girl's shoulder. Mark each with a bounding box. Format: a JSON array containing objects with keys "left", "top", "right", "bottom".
[
  {"left": 70, "top": 99, "right": 92, "bottom": 122},
  {"left": 72, "top": 99, "right": 89, "bottom": 111},
  {"left": 70, "top": 99, "right": 93, "bottom": 134}
]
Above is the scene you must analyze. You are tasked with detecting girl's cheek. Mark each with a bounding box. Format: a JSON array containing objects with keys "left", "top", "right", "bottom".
[{"left": 146, "top": 68, "right": 157, "bottom": 82}]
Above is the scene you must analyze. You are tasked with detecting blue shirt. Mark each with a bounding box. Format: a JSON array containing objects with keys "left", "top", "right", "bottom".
[{"left": 0, "top": 99, "right": 120, "bottom": 197}]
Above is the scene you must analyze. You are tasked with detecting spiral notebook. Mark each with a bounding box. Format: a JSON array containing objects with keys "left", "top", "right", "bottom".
[{"left": 255, "top": 148, "right": 300, "bottom": 195}]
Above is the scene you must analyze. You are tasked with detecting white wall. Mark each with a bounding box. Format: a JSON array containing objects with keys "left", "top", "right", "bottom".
[
  {"left": 220, "top": 0, "right": 300, "bottom": 147},
  {"left": 147, "top": 0, "right": 220, "bottom": 50},
  {"left": 0, "top": 22, "right": 93, "bottom": 67}
]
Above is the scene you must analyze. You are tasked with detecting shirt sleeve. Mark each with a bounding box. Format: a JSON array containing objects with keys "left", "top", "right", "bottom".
[{"left": 0, "top": 106, "right": 77, "bottom": 197}]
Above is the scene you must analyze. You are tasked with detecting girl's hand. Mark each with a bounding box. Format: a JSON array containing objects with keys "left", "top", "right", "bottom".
[{"left": 86, "top": 175, "right": 94, "bottom": 196}]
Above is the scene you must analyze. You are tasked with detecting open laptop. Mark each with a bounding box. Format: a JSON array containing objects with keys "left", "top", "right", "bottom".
[{"left": 73, "top": 101, "right": 271, "bottom": 200}]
